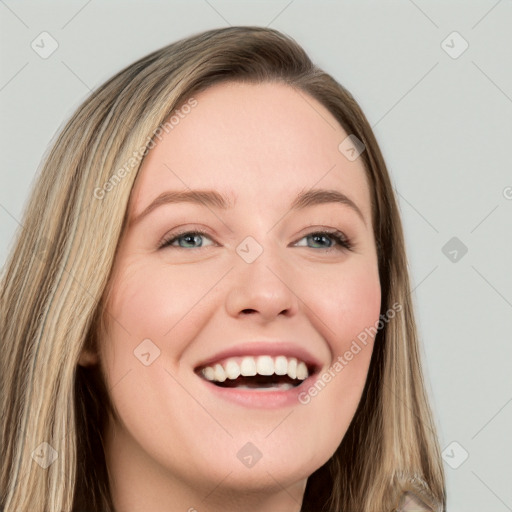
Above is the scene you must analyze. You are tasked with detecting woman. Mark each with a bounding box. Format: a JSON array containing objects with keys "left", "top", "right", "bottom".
[{"left": 0, "top": 26, "right": 446, "bottom": 511}]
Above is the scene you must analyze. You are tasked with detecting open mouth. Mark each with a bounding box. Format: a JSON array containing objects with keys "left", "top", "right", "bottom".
[
  {"left": 212, "top": 373, "right": 302, "bottom": 390},
  {"left": 195, "top": 355, "right": 317, "bottom": 391}
]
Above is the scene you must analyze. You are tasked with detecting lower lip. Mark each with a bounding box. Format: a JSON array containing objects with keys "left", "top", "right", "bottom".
[{"left": 199, "top": 376, "right": 315, "bottom": 408}]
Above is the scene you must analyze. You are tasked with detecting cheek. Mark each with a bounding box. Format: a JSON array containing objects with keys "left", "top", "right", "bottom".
[
  {"left": 106, "top": 259, "right": 217, "bottom": 354},
  {"left": 97, "top": 262, "right": 183, "bottom": 401},
  {"left": 98, "top": 259, "right": 221, "bottom": 424},
  {"left": 98, "top": 261, "right": 222, "bottom": 469},
  {"left": 312, "top": 260, "right": 382, "bottom": 353},
  {"left": 298, "top": 261, "right": 381, "bottom": 428}
]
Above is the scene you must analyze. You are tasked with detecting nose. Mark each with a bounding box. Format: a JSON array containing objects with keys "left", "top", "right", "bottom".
[{"left": 224, "top": 248, "right": 300, "bottom": 323}]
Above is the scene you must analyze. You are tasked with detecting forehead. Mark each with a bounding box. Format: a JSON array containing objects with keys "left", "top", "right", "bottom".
[{"left": 129, "top": 81, "right": 372, "bottom": 224}]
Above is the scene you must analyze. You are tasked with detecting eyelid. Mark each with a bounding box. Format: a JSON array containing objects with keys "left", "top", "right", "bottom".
[
  {"left": 292, "top": 227, "right": 353, "bottom": 251},
  {"left": 158, "top": 227, "right": 214, "bottom": 249}
]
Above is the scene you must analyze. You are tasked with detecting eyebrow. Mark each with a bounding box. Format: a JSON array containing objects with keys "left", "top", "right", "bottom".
[{"left": 130, "top": 188, "right": 366, "bottom": 227}]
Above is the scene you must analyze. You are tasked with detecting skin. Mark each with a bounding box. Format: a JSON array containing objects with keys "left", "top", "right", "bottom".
[{"left": 79, "top": 81, "right": 381, "bottom": 512}]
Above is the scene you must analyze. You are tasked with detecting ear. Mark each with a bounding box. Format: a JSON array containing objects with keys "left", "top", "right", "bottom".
[
  {"left": 78, "top": 336, "right": 99, "bottom": 366},
  {"left": 78, "top": 347, "right": 99, "bottom": 366},
  {"left": 78, "top": 329, "right": 102, "bottom": 366}
]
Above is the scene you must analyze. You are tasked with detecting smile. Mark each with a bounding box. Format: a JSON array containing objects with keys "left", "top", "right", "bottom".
[
  {"left": 198, "top": 355, "right": 311, "bottom": 390},
  {"left": 194, "top": 353, "right": 321, "bottom": 408},
  {"left": 193, "top": 342, "right": 323, "bottom": 407}
]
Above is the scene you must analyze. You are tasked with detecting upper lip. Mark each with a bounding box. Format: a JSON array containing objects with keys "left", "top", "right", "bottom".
[{"left": 193, "top": 341, "right": 322, "bottom": 373}]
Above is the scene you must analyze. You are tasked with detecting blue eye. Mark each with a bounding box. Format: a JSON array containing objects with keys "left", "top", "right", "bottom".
[
  {"left": 296, "top": 230, "right": 352, "bottom": 251},
  {"left": 159, "top": 229, "right": 353, "bottom": 251},
  {"left": 159, "top": 229, "right": 213, "bottom": 249}
]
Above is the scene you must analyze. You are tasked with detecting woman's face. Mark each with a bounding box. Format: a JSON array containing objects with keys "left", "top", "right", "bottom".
[{"left": 93, "top": 81, "right": 381, "bottom": 506}]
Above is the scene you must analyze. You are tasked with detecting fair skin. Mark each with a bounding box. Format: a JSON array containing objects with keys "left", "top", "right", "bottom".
[{"left": 80, "top": 81, "right": 381, "bottom": 512}]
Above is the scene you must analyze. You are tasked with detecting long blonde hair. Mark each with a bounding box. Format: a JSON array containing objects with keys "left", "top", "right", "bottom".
[{"left": 0, "top": 26, "right": 446, "bottom": 511}]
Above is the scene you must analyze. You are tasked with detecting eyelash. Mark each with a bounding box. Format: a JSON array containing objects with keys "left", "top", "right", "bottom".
[{"left": 158, "top": 228, "right": 353, "bottom": 252}]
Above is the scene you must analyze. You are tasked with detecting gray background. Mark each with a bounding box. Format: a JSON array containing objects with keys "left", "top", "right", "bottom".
[{"left": 1, "top": 1, "right": 511, "bottom": 510}]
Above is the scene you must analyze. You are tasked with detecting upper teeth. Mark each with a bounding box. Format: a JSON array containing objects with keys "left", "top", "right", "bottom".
[{"left": 200, "top": 355, "right": 309, "bottom": 383}]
